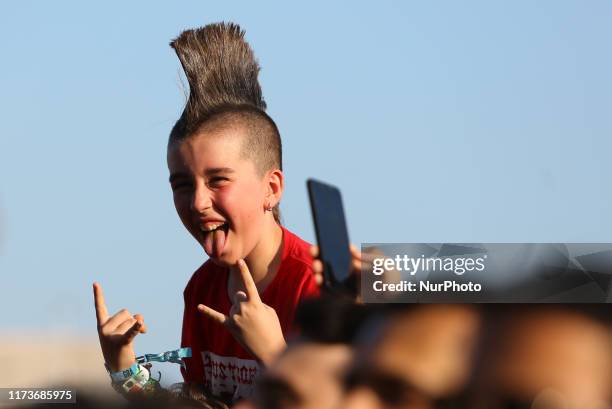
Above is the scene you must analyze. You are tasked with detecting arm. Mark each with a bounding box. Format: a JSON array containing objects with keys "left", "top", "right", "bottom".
[{"left": 93, "top": 282, "right": 155, "bottom": 396}]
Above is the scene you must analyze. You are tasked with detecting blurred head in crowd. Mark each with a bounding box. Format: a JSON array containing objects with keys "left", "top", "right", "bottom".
[
  {"left": 341, "top": 304, "right": 482, "bottom": 409},
  {"left": 250, "top": 342, "right": 351, "bottom": 409},
  {"left": 247, "top": 296, "right": 372, "bottom": 409},
  {"left": 472, "top": 305, "right": 612, "bottom": 409}
]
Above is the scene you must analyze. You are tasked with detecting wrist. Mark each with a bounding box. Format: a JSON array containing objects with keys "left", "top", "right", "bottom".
[
  {"left": 106, "top": 349, "right": 137, "bottom": 372},
  {"left": 258, "top": 338, "right": 287, "bottom": 366},
  {"left": 106, "top": 362, "right": 141, "bottom": 384}
]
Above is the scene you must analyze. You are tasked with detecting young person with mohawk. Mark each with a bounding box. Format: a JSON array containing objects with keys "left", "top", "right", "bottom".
[{"left": 93, "top": 22, "right": 321, "bottom": 403}]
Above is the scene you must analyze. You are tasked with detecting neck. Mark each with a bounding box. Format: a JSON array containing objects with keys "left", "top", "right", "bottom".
[{"left": 229, "top": 219, "right": 283, "bottom": 292}]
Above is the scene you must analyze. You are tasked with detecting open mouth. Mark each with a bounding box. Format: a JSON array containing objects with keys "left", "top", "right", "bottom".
[{"left": 200, "top": 222, "right": 229, "bottom": 258}]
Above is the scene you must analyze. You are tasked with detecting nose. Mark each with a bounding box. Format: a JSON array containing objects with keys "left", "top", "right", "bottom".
[{"left": 191, "top": 182, "right": 212, "bottom": 213}]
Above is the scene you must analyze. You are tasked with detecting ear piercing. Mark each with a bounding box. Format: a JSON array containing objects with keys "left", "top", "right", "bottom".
[{"left": 265, "top": 204, "right": 273, "bottom": 212}]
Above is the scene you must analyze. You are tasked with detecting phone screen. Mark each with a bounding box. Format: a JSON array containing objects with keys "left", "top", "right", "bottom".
[{"left": 307, "top": 179, "right": 352, "bottom": 290}]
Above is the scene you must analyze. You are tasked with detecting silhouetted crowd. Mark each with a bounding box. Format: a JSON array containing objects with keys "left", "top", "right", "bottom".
[{"left": 14, "top": 301, "right": 611, "bottom": 409}]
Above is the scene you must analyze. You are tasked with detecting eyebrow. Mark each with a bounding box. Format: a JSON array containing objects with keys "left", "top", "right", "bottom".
[
  {"left": 204, "top": 167, "right": 235, "bottom": 176},
  {"left": 169, "top": 168, "right": 235, "bottom": 184}
]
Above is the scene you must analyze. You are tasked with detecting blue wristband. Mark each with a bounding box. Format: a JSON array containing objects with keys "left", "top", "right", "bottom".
[
  {"left": 107, "top": 362, "right": 142, "bottom": 384},
  {"left": 136, "top": 347, "right": 192, "bottom": 368}
]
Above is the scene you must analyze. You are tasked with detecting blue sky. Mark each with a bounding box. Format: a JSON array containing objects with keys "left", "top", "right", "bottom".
[{"left": 1, "top": 0, "right": 611, "bottom": 383}]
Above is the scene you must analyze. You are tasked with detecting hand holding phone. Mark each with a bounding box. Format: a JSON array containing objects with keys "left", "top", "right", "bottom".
[{"left": 307, "top": 179, "right": 355, "bottom": 294}]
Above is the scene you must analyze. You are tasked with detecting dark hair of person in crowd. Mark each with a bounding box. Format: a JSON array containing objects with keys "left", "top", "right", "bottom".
[{"left": 293, "top": 295, "right": 378, "bottom": 344}]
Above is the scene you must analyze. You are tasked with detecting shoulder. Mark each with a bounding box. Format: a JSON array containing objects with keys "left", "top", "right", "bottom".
[
  {"left": 277, "top": 227, "right": 320, "bottom": 299},
  {"left": 281, "top": 227, "right": 314, "bottom": 270}
]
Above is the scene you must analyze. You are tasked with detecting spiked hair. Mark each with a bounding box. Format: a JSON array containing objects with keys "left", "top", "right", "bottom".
[{"left": 169, "top": 22, "right": 282, "bottom": 223}]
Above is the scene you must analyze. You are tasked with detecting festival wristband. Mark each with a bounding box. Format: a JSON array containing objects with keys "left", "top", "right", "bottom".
[
  {"left": 120, "top": 365, "right": 150, "bottom": 393},
  {"left": 136, "top": 347, "right": 192, "bottom": 368},
  {"left": 142, "top": 376, "right": 161, "bottom": 393},
  {"left": 106, "top": 362, "right": 141, "bottom": 384}
]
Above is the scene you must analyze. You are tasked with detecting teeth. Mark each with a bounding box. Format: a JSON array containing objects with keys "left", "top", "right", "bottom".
[{"left": 201, "top": 223, "right": 225, "bottom": 232}]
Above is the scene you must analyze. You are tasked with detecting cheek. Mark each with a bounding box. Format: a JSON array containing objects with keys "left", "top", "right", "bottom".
[
  {"left": 217, "top": 183, "right": 265, "bottom": 222},
  {"left": 216, "top": 185, "right": 266, "bottom": 253},
  {"left": 174, "top": 193, "right": 194, "bottom": 229}
]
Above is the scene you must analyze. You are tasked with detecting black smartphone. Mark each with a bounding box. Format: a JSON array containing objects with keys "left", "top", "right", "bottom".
[{"left": 307, "top": 179, "right": 353, "bottom": 293}]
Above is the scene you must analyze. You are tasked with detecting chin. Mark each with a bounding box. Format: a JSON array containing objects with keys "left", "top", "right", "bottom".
[{"left": 206, "top": 250, "right": 237, "bottom": 267}]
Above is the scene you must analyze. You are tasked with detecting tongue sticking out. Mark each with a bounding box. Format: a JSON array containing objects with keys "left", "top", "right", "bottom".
[
  {"left": 203, "top": 227, "right": 227, "bottom": 258},
  {"left": 213, "top": 228, "right": 226, "bottom": 257}
]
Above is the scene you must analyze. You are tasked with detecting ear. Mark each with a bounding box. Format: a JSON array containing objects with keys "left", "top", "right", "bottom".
[{"left": 265, "top": 169, "right": 284, "bottom": 208}]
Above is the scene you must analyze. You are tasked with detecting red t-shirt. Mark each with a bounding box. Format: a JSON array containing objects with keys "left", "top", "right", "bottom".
[{"left": 180, "top": 227, "right": 320, "bottom": 401}]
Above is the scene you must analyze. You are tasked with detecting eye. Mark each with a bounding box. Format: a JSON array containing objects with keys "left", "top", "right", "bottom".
[
  {"left": 208, "top": 176, "right": 229, "bottom": 187},
  {"left": 171, "top": 181, "right": 193, "bottom": 192}
]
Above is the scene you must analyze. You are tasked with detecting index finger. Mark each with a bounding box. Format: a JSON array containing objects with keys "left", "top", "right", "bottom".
[
  {"left": 236, "top": 259, "right": 260, "bottom": 303},
  {"left": 93, "top": 282, "right": 109, "bottom": 325}
]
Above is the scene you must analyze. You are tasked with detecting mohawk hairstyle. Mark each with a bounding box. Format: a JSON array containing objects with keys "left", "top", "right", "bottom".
[
  {"left": 170, "top": 22, "right": 265, "bottom": 131},
  {"left": 169, "top": 22, "right": 283, "bottom": 222}
]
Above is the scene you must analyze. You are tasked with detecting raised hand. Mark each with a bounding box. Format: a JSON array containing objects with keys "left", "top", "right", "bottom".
[
  {"left": 93, "top": 282, "right": 147, "bottom": 372},
  {"left": 310, "top": 244, "right": 378, "bottom": 303},
  {"left": 197, "top": 259, "right": 286, "bottom": 366},
  {"left": 310, "top": 243, "right": 370, "bottom": 285}
]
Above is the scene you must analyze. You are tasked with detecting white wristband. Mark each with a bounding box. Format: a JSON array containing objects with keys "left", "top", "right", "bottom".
[{"left": 106, "top": 362, "right": 141, "bottom": 384}]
